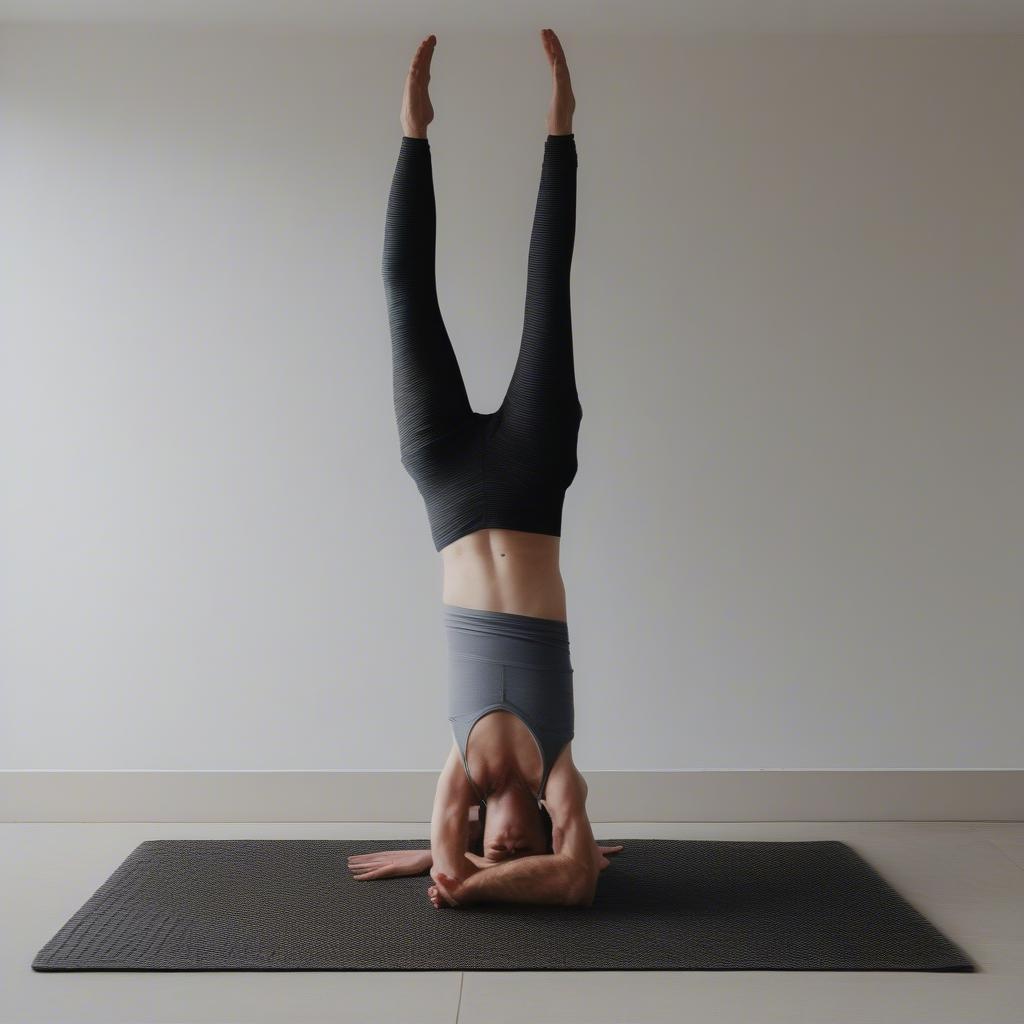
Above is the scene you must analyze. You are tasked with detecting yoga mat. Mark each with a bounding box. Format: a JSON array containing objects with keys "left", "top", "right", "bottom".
[{"left": 32, "top": 838, "right": 974, "bottom": 972}]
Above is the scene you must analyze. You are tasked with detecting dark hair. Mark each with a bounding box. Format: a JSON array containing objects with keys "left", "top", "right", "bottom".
[{"left": 470, "top": 800, "right": 554, "bottom": 855}]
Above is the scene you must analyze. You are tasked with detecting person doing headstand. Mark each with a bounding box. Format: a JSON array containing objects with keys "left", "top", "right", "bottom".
[{"left": 348, "top": 29, "right": 623, "bottom": 909}]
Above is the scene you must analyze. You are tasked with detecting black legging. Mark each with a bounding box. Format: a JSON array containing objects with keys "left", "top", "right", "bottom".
[{"left": 381, "top": 134, "right": 582, "bottom": 552}]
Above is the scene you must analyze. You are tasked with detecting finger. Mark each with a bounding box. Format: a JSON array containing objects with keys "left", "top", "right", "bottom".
[
  {"left": 433, "top": 874, "right": 457, "bottom": 906},
  {"left": 434, "top": 872, "right": 461, "bottom": 907}
]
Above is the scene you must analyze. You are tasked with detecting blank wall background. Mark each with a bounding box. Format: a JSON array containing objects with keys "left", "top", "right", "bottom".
[{"left": 1, "top": 26, "right": 1021, "bottom": 771}]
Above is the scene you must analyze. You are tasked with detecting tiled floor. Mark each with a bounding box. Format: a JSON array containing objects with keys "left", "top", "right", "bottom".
[{"left": 3, "top": 821, "right": 1022, "bottom": 1023}]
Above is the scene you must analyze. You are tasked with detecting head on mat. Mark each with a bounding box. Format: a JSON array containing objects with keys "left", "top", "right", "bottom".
[
  {"left": 347, "top": 28, "right": 624, "bottom": 909},
  {"left": 473, "top": 794, "right": 555, "bottom": 862}
]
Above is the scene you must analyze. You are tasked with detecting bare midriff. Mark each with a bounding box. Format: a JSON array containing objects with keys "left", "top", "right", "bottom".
[{"left": 440, "top": 528, "right": 567, "bottom": 622}]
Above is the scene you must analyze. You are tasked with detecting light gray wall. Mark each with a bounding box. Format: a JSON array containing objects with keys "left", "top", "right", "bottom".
[{"left": 2, "top": 26, "right": 1021, "bottom": 770}]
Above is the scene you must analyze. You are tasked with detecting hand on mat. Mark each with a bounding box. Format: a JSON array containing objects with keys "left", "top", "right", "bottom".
[
  {"left": 595, "top": 844, "right": 625, "bottom": 871},
  {"left": 347, "top": 849, "right": 433, "bottom": 880}
]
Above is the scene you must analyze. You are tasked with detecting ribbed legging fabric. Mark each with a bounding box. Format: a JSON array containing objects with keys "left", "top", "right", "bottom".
[{"left": 381, "top": 134, "right": 583, "bottom": 552}]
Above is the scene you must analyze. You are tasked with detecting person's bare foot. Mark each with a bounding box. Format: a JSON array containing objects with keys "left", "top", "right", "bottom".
[
  {"left": 401, "top": 34, "right": 436, "bottom": 139},
  {"left": 541, "top": 28, "right": 575, "bottom": 135}
]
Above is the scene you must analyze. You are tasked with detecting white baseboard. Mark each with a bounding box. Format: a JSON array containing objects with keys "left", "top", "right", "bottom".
[{"left": 1, "top": 770, "right": 1021, "bottom": 822}]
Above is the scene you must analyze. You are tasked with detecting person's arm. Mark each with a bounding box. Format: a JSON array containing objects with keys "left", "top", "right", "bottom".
[
  {"left": 430, "top": 747, "right": 599, "bottom": 908},
  {"left": 439, "top": 849, "right": 592, "bottom": 907},
  {"left": 544, "top": 750, "right": 600, "bottom": 880},
  {"left": 429, "top": 743, "right": 478, "bottom": 883}
]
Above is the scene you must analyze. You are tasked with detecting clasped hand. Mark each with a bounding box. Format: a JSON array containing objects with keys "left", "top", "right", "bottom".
[{"left": 347, "top": 843, "right": 624, "bottom": 908}]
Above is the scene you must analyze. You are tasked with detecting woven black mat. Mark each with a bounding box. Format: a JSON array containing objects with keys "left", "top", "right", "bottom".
[{"left": 31, "top": 838, "right": 975, "bottom": 972}]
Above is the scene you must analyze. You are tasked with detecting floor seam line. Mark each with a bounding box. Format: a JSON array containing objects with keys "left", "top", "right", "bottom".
[
  {"left": 983, "top": 835, "right": 1024, "bottom": 873},
  {"left": 455, "top": 971, "right": 465, "bottom": 1023}
]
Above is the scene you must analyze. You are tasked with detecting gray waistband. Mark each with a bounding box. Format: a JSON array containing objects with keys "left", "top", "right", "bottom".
[{"left": 442, "top": 603, "right": 570, "bottom": 647}]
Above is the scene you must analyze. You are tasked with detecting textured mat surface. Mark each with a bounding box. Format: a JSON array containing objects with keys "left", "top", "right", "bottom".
[{"left": 32, "top": 838, "right": 975, "bottom": 972}]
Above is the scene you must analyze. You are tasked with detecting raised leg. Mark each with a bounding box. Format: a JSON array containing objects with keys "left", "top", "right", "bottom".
[
  {"left": 500, "top": 30, "right": 580, "bottom": 443},
  {"left": 499, "top": 132, "right": 580, "bottom": 441},
  {"left": 382, "top": 135, "right": 472, "bottom": 463}
]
